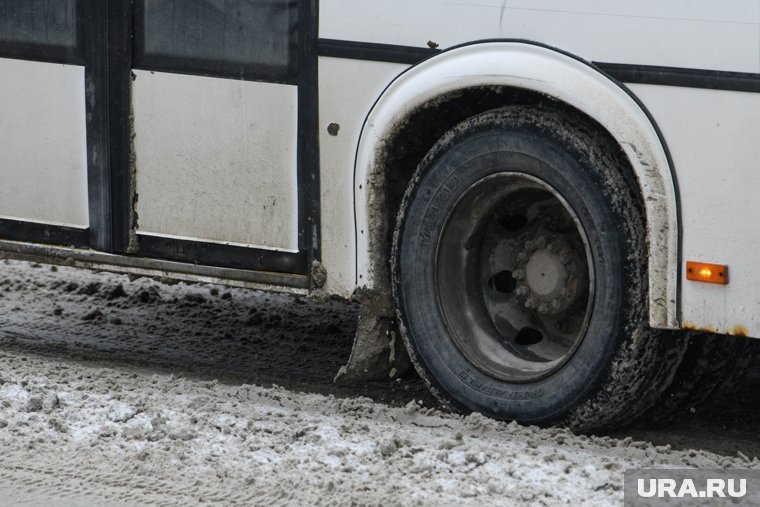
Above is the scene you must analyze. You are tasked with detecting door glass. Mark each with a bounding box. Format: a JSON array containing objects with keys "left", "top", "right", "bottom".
[
  {"left": 138, "top": 0, "right": 298, "bottom": 79},
  {"left": 0, "top": 0, "right": 77, "bottom": 48}
]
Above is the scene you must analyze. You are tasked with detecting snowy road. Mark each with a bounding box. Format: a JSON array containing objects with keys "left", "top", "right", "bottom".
[{"left": 0, "top": 260, "right": 758, "bottom": 505}]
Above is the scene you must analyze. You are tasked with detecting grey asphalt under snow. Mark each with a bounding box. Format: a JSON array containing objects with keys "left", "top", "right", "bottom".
[{"left": 0, "top": 260, "right": 758, "bottom": 505}]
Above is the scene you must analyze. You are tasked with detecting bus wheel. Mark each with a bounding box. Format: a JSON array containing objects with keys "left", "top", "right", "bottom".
[{"left": 391, "top": 106, "right": 686, "bottom": 432}]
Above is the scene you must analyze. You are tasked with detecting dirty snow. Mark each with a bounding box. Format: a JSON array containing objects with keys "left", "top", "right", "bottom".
[{"left": 0, "top": 260, "right": 758, "bottom": 506}]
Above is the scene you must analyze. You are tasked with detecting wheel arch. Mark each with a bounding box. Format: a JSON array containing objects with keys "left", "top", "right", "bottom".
[{"left": 353, "top": 40, "right": 679, "bottom": 329}]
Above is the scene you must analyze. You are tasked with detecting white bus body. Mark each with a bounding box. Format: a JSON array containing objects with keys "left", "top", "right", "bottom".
[{"left": 1, "top": 0, "right": 758, "bottom": 428}]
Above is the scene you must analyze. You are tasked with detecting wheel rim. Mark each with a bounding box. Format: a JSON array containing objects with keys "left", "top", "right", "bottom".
[{"left": 435, "top": 172, "right": 594, "bottom": 383}]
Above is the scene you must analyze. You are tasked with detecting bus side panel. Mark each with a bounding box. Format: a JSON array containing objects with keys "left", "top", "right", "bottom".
[
  {"left": 318, "top": 57, "right": 409, "bottom": 298},
  {"left": 0, "top": 58, "right": 89, "bottom": 228},
  {"left": 631, "top": 84, "right": 760, "bottom": 338},
  {"left": 320, "top": 0, "right": 760, "bottom": 73}
]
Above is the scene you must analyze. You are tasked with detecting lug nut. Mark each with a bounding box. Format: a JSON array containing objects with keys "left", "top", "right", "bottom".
[
  {"left": 513, "top": 269, "right": 526, "bottom": 281},
  {"left": 538, "top": 303, "right": 550, "bottom": 314},
  {"left": 551, "top": 300, "right": 562, "bottom": 311},
  {"left": 535, "top": 237, "right": 546, "bottom": 249},
  {"left": 525, "top": 298, "right": 537, "bottom": 310},
  {"left": 516, "top": 252, "right": 528, "bottom": 262},
  {"left": 515, "top": 286, "right": 529, "bottom": 297}
]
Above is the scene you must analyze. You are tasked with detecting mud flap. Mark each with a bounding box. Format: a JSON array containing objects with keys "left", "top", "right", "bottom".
[{"left": 334, "top": 291, "right": 411, "bottom": 385}]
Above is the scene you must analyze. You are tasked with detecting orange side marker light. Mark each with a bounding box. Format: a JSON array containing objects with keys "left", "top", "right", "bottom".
[{"left": 686, "top": 261, "right": 728, "bottom": 284}]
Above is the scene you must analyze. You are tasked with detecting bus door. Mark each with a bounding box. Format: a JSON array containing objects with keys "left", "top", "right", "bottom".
[
  {"left": 0, "top": 0, "right": 89, "bottom": 248},
  {"left": 131, "top": 0, "right": 314, "bottom": 278},
  {"left": 0, "top": 0, "right": 317, "bottom": 282}
]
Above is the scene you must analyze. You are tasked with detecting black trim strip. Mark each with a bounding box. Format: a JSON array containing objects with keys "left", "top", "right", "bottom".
[
  {"left": 298, "top": 0, "right": 321, "bottom": 275},
  {"left": 108, "top": 0, "right": 134, "bottom": 254},
  {"left": 83, "top": 0, "right": 112, "bottom": 251},
  {"left": 138, "top": 235, "right": 307, "bottom": 274},
  {"left": 0, "top": 240, "right": 309, "bottom": 290},
  {"left": 0, "top": 220, "right": 89, "bottom": 248},
  {"left": 317, "top": 38, "right": 760, "bottom": 94},
  {"left": 596, "top": 62, "right": 760, "bottom": 94},
  {"left": 317, "top": 38, "right": 438, "bottom": 65},
  {"left": 83, "top": 0, "right": 134, "bottom": 254}
]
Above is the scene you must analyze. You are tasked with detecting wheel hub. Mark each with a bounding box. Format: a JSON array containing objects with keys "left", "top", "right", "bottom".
[
  {"left": 527, "top": 250, "right": 567, "bottom": 299},
  {"left": 512, "top": 236, "right": 581, "bottom": 315}
]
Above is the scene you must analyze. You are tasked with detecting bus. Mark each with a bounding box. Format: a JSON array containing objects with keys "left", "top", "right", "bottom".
[{"left": 1, "top": 0, "right": 758, "bottom": 431}]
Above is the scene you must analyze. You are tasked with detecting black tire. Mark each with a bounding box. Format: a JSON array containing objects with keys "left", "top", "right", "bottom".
[
  {"left": 645, "top": 333, "right": 756, "bottom": 425},
  {"left": 392, "top": 106, "right": 686, "bottom": 432}
]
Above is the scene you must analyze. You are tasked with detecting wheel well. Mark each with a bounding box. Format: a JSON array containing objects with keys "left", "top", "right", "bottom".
[
  {"left": 383, "top": 86, "right": 542, "bottom": 233},
  {"left": 373, "top": 86, "right": 642, "bottom": 296}
]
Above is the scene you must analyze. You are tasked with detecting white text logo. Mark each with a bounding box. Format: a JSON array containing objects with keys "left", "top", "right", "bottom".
[{"left": 637, "top": 478, "right": 746, "bottom": 499}]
